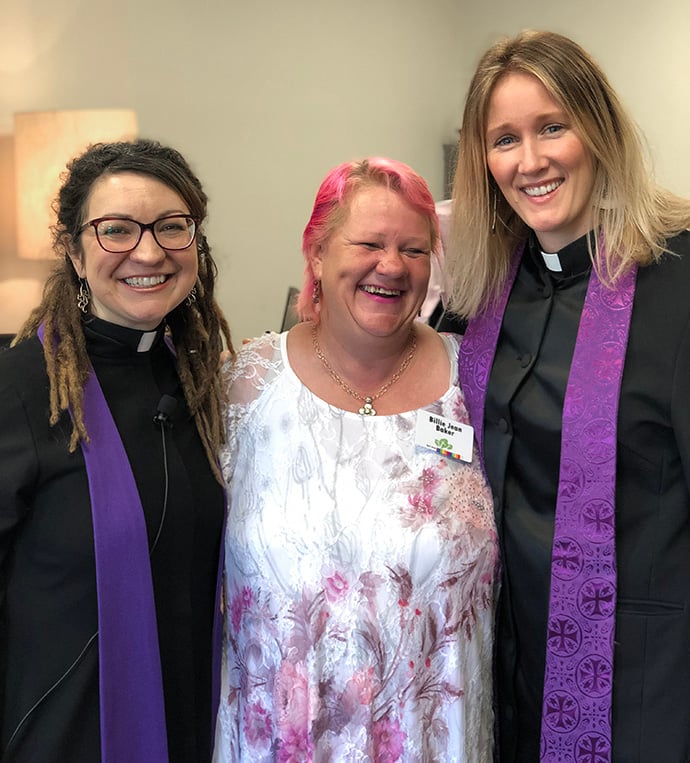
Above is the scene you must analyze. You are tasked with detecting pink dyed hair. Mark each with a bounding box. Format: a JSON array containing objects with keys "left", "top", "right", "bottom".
[{"left": 295, "top": 157, "right": 440, "bottom": 323}]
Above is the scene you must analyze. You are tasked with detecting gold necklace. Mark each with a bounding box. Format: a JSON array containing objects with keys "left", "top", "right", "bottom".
[{"left": 311, "top": 324, "right": 417, "bottom": 416}]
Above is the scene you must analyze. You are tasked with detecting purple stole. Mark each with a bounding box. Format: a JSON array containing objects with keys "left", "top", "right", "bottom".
[
  {"left": 39, "top": 323, "right": 169, "bottom": 760},
  {"left": 458, "top": 243, "right": 637, "bottom": 762}
]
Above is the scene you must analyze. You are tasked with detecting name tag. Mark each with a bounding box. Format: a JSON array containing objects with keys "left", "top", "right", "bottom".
[{"left": 414, "top": 411, "right": 474, "bottom": 463}]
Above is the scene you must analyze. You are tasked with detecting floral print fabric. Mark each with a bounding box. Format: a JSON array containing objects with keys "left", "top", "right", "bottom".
[{"left": 215, "top": 331, "right": 497, "bottom": 762}]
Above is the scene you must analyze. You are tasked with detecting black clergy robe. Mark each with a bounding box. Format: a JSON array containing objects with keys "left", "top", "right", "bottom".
[
  {"left": 0, "top": 318, "right": 224, "bottom": 762},
  {"left": 482, "top": 230, "right": 690, "bottom": 762}
]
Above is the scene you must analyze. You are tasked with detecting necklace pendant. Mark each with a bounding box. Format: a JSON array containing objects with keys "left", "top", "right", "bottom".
[{"left": 359, "top": 397, "right": 376, "bottom": 416}]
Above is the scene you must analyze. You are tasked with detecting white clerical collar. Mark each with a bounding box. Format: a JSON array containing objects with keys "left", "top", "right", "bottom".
[
  {"left": 541, "top": 251, "right": 563, "bottom": 272},
  {"left": 136, "top": 331, "right": 158, "bottom": 353}
]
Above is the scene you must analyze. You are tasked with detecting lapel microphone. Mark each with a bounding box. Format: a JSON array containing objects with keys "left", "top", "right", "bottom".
[
  {"left": 151, "top": 394, "right": 177, "bottom": 554},
  {"left": 153, "top": 394, "right": 178, "bottom": 428}
]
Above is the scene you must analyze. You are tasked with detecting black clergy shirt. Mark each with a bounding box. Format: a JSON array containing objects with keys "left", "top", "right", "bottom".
[
  {"left": 485, "top": 233, "right": 592, "bottom": 760},
  {"left": 482, "top": 229, "right": 690, "bottom": 762}
]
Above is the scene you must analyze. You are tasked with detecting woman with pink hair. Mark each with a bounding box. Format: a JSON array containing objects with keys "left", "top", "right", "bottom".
[{"left": 215, "top": 157, "right": 498, "bottom": 761}]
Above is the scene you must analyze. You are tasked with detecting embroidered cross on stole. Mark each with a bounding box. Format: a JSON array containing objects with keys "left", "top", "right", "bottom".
[{"left": 458, "top": 243, "right": 637, "bottom": 762}]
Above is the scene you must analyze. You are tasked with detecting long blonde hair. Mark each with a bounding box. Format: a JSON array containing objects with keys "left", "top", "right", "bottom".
[{"left": 446, "top": 29, "right": 690, "bottom": 317}]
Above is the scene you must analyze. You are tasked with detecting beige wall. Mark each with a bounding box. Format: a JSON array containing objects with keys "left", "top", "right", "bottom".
[
  {"left": 458, "top": 0, "right": 690, "bottom": 196},
  {"left": 0, "top": 0, "right": 688, "bottom": 338}
]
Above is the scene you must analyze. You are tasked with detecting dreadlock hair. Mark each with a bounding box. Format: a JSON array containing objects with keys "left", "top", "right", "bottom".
[{"left": 14, "top": 138, "right": 234, "bottom": 481}]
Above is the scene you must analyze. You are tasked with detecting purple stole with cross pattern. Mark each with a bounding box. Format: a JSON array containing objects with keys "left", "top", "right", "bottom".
[{"left": 458, "top": 242, "right": 637, "bottom": 761}]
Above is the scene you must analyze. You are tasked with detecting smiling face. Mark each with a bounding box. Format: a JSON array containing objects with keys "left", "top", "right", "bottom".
[
  {"left": 485, "top": 71, "right": 596, "bottom": 252},
  {"left": 69, "top": 172, "right": 198, "bottom": 330},
  {"left": 310, "top": 185, "right": 432, "bottom": 342}
]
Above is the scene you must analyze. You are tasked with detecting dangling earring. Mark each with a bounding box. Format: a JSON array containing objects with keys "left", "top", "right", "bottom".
[
  {"left": 77, "top": 279, "right": 90, "bottom": 313},
  {"left": 185, "top": 286, "right": 198, "bottom": 307},
  {"left": 312, "top": 279, "right": 321, "bottom": 305},
  {"left": 490, "top": 190, "right": 497, "bottom": 235}
]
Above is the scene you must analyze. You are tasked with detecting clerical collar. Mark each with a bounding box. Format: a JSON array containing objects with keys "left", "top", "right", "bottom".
[
  {"left": 83, "top": 315, "right": 165, "bottom": 354},
  {"left": 136, "top": 331, "right": 158, "bottom": 352},
  {"left": 541, "top": 251, "right": 563, "bottom": 272},
  {"left": 528, "top": 231, "right": 593, "bottom": 280}
]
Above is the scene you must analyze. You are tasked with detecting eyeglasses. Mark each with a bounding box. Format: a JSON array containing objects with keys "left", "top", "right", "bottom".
[{"left": 80, "top": 215, "right": 198, "bottom": 254}]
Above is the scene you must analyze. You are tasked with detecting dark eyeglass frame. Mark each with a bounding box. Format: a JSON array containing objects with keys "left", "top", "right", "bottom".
[{"left": 79, "top": 214, "right": 199, "bottom": 254}]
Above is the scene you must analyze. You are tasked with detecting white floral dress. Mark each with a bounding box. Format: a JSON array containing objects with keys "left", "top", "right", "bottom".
[{"left": 215, "top": 331, "right": 497, "bottom": 763}]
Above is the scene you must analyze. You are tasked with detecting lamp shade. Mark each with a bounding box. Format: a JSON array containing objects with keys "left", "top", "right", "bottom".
[
  {"left": 0, "top": 278, "right": 45, "bottom": 333},
  {"left": 14, "top": 109, "right": 137, "bottom": 259}
]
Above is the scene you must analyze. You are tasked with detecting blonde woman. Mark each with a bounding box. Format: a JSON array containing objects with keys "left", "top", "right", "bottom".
[{"left": 447, "top": 29, "right": 690, "bottom": 762}]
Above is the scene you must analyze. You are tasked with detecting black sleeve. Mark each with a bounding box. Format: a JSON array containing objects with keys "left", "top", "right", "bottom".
[{"left": 0, "top": 366, "right": 38, "bottom": 604}]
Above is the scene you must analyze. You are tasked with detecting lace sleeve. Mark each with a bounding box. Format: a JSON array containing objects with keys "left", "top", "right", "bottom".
[
  {"left": 437, "top": 331, "right": 461, "bottom": 387},
  {"left": 219, "top": 332, "right": 283, "bottom": 482}
]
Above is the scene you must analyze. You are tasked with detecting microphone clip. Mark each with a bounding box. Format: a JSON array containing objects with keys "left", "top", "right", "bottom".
[{"left": 153, "top": 394, "right": 178, "bottom": 428}]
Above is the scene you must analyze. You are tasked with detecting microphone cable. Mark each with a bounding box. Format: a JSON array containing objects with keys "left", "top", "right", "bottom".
[{"left": 150, "top": 394, "right": 176, "bottom": 555}]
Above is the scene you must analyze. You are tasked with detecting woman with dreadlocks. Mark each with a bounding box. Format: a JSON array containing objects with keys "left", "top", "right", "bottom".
[{"left": 0, "top": 138, "right": 234, "bottom": 763}]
